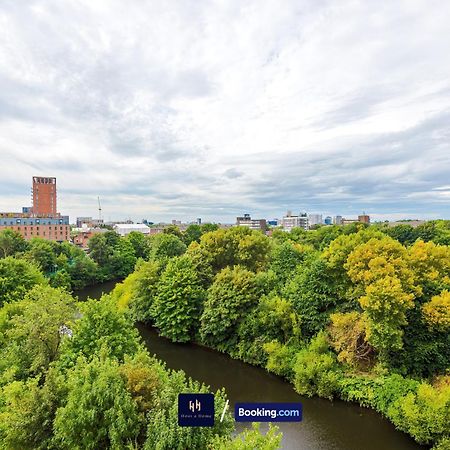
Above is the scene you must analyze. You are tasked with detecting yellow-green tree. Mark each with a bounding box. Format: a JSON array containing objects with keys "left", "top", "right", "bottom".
[{"left": 422, "top": 291, "right": 450, "bottom": 331}]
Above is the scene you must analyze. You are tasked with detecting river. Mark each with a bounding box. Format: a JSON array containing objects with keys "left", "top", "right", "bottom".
[{"left": 76, "top": 282, "right": 426, "bottom": 450}]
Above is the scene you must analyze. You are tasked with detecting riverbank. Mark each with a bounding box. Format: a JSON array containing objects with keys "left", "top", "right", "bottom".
[{"left": 77, "top": 281, "right": 430, "bottom": 450}]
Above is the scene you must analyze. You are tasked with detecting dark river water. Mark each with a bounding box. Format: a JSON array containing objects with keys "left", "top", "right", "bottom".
[{"left": 77, "top": 282, "right": 426, "bottom": 450}]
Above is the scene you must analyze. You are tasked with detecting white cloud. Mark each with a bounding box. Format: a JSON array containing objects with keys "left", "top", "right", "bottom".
[{"left": 0, "top": 0, "right": 449, "bottom": 222}]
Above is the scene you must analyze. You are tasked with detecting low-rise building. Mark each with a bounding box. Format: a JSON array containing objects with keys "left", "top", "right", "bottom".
[
  {"left": 236, "top": 214, "right": 267, "bottom": 231},
  {"left": 114, "top": 223, "right": 150, "bottom": 236}
]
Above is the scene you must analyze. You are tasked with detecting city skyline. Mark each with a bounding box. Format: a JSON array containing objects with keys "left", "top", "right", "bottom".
[{"left": 1, "top": 1, "right": 450, "bottom": 223}]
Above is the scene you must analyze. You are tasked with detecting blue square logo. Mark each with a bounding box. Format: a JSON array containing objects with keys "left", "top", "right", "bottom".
[{"left": 178, "top": 393, "right": 215, "bottom": 427}]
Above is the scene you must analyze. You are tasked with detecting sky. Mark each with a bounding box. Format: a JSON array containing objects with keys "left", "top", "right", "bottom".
[{"left": 0, "top": 0, "right": 449, "bottom": 223}]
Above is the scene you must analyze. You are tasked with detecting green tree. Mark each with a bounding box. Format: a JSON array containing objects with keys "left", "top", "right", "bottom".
[
  {"left": 0, "top": 229, "right": 28, "bottom": 258},
  {"left": 0, "top": 368, "right": 65, "bottom": 449},
  {"left": 235, "top": 294, "right": 301, "bottom": 365},
  {"left": 183, "top": 224, "right": 202, "bottom": 246},
  {"left": 88, "top": 234, "right": 112, "bottom": 267},
  {"left": 200, "top": 266, "right": 260, "bottom": 351},
  {"left": 25, "top": 238, "right": 57, "bottom": 273},
  {"left": 65, "top": 255, "right": 99, "bottom": 290},
  {"left": 283, "top": 256, "right": 340, "bottom": 338},
  {"left": 269, "top": 241, "right": 313, "bottom": 288},
  {"left": 53, "top": 352, "right": 141, "bottom": 449},
  {"left": 153, "top": 256, "right": 205, "bottom": 342},
  {"left": 59, "top": 296, "right": 140, "bottom": 368},
  {"left": 211, "top": 423, "right": 282, "bottom": 450},
  {"left": 0, "top": 257, "right": 45, "bottom": 306},
  {"left": 187, "top": 227, "right": 270, "bottom": 274},
  {"left": 148, "top": 233, "right": 187, "bottom": 263},
  {"left": 1, "top": 285, "right": 76, "bottom": 381},
  {"left": 50, "top": 269, "right": 72, "bottom": 291},
  {"left": 110, "top": 238, "right": 137, "bottom": 278},
  {"left": 125, "top": 231, "right": 149, "bottom": 259}
]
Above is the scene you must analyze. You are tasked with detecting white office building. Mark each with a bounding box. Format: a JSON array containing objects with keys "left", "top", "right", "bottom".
[
  {"left": 308, "top": 214, "right": 323, "bottom": 228},
  {"left": 113, "top": 223, "right": 150, "bottom": 236},
  {"left": 281, "top": 211, "right": 309, "bottom": 231}
]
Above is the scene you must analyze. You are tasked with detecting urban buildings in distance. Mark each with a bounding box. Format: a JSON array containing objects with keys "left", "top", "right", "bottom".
[
  {"left": 0, "top": 176, "right": 70, "bottom": 242},
  {"left": 236, "top": 214, "right": 267, "bottom": 231}
]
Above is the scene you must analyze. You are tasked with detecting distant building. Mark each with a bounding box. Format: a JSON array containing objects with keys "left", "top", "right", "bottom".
[
  {"left": 236, "top": 214, "right": 267, "bottom": 231},
  {"left": 324, "top": 216, "right": 333, "bottom": 225},
  {"left": 197, "top": 218, "right": 202, "bottom": 225},
  {"left": 341, "top": 218, "right": 359, "bottom": 225},
  {"left": 0, "top": 176, "right": 70, "bottom": 242},
  {"left": 72, "top": 227, "right": 107, "bottom": 248},
  {"left": 281, "top": 211, "right": 308, "bottom": 231},
  {"left": 387, "top": 220, "right": 425, "bottom": 228},
  {"left": 267, "top": 219, "right": 279, "bottom": 226},
  {"left": 358, "top": 214, "right": 370, "bottom": 224},
  {"left": 308, "top": 214, "right": 323, "bottom": 228},
  {"left": 32, "top": 176, "right": 57, "bottom": 216},
  {"left": 333, "top": 215, "right": 343, "bottom": 225},
  {"left": 114, "top": 223, "right": 150, "bottom": 236},
  {"left": 76, "top": 217, "right": 92, "bottom": 228}
]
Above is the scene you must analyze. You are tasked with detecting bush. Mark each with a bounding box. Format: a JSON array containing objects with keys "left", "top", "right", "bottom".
[{"left": 292, "top": 332, "right": 340, "bottom": 400}]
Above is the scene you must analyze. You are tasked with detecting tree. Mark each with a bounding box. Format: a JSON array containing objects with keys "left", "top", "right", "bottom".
[
  {"left": 125, "top": 231, "right": 149, "bottom": 259},
  {"left": 283, "top": 256, "right": 340, "bottom": 338},
  {"left": 384, "top": 224, "right": 418, "bottom": 246},
  {"left": 1, "top": 285, "right": 76, "bottom": 380},
  {"left": 0, "top": 257, "right": 45, "bottom": 306},
  {"left": 328, "top": 311, "right": 374, "bottom": 367},
  {"left": 183, "top": 224, "right": 202, "bottom": 246},
  {"left": 211, "top": 423, "right": 282, "bottom": 450},
  {"left": 50, "top": 269, "right": 72, "bottom": 291},
  {"left": 59, "top": 296, "right": 140, "bottom": 368},
  {"left": 153, "top": 256, "right": 205, "bottom": 342},
  {"left": 360, "top": 277, "right": 414, "bottom": 354},
  {"left": 322, "top": 228, "right": 386, "bottom": 286},
  {"left": 0, "top": 368, "right": 65, "bottom": 449},
  {"left": 113, "top": 260, "right": 160, "bottom": 322},
  {"left": 53, "top": 352, "right": 141, "bottom": 449},
  {"left": 422, "top": 291, "right": 450, "bottom": 331},
  {"left": 187, "top": 227, "right": 270, "bottom": 274},
  {"left": 200, "top": 266, "right": 260, "bottom": 351},
  {"left": 408, "top": 240, "right": 450, "bottom": 293},
  {"left": 25, "top": 238, "right": 57, "bottom": 273},
  {"left": 269, "top": 241, "right": 313, "bottom": 288},
  {"left": 293, "top": 332, "right": 340, "bottom": 400},
  {"left": 162, "top": 224, "right": 183, "bottom": 238},
  {"left": 88, "top": 233, "right": 113, "bottom": 267},
  {"left": 235, "top": 294, "right": 300, "bottom": 365},
  {"left": 65, "top": 255, "right": 99, "bottom": 290},
  {"left": 110, "top": 238, "right": 137, "bottom": 278},
  {"left": 148, "top": 233, "right": 187, "bottom": 263},
  {"left": 0, "top": 229, "right": 28, "bottom": 258}
]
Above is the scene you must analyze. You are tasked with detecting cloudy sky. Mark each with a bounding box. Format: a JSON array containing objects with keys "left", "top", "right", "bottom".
[{"left": 0, "top": 0, "right": 449, "bottom": 223}]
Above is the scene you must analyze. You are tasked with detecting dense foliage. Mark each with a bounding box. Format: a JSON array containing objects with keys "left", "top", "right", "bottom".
[
  {"left": 113, "top": 223, "right": 450, "bottom": 449},
  {"left": 2, "top": 221, "right": 450, "bottom": 448},
  {"left": 0, "top": 283, "right": 279, "bottom": 449}
]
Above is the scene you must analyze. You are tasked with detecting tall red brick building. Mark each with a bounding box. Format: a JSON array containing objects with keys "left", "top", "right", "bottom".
[{"left": 32, "top": 176, "right": 57, "bottom": 216}]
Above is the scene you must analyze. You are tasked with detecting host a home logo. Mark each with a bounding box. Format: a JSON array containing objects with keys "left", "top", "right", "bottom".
[{"left": 178, "top": 393, "right": 214, "bottom": 427}]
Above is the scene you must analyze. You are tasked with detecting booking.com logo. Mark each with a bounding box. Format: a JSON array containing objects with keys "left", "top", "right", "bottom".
[{"left": 235, "top": 402, "right": 303, "bottom": 422}]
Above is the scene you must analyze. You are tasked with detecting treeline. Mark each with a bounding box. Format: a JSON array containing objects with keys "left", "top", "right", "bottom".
[
  {"left": 112, "top": 224, "right": 450, "bottom": 450},
  {"left": 0, "top": 223, "right": 219, "bottom": 299}
]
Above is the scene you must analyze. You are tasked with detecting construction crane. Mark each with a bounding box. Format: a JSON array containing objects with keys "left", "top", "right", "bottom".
[{"left": 98, "top": 196, "right": 102, "bottom": 221}]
